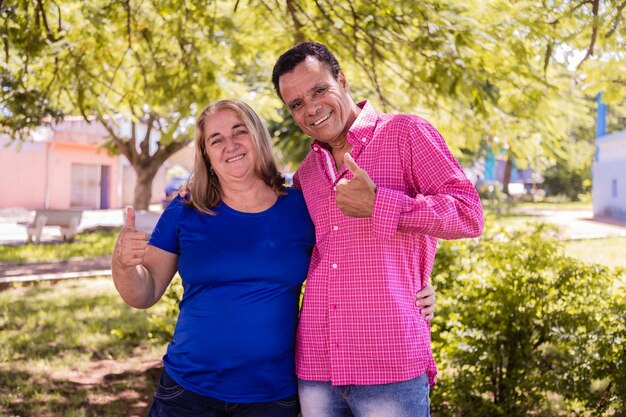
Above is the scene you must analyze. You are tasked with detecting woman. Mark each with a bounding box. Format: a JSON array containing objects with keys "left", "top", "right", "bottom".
[
  {"left": 112, "top": 99, "right": 311, "bottom": 416},
  {"left": 111, "top": 99, "right": 436, "bottom": 416}
]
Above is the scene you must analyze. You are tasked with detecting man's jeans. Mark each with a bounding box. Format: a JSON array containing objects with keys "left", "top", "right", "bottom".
[
  {"left": 147, "top": 369, "right": 300, "bottom": 417},
  {"left": 298, "top": 373, "right": 430, "bottom": 417}
]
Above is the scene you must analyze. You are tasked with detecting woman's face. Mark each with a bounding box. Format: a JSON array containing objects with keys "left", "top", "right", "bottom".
[{"left": 203, "top": 109, "right": 259, "bottom": 186}]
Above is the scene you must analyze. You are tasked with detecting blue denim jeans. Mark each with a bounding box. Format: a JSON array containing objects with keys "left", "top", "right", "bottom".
[
  {"left": 298, "top": 373, "right": 430, "bottom": 417},
  {"left": 147, "top": 369, "right": 300, "bottom": 417}
]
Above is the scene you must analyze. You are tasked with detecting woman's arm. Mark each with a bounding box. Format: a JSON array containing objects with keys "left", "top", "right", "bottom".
[{"left": 111, "top": 208, "right": 178, "bottom": 309}]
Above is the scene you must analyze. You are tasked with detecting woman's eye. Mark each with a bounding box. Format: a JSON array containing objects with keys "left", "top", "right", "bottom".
[
  {"left": 209, "top": 138, "right": 222, "bottom": 146},
  {"left": 235, "top": 130, "right": 247, "bottom": 136}
]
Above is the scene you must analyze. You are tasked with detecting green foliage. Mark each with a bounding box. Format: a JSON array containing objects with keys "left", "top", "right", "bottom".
[
  {"left": 541, "top": 109, "right": 594, "bottom": 201},
  {"left": 0, "top": 227, "right": 119, "bottom": 262},
  {"left": 4, "top": 0, "right": 626, "bottom": 204},
  {"left": 268, "top": 111, "right": 312, "bottom": 167},
  {"left": 431, "top": 219, "right": 626, "bottom": 416},
  {"left": 0, "top": 1, "right": 65, "bottom": 137},
  {"left": 543, "top": 160, "right": 592, "bottom": 201}
]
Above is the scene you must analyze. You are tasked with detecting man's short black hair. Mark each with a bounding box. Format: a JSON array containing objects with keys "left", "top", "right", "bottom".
[{"left": 271, "top": 42, "right": 341, "bottom": 102}]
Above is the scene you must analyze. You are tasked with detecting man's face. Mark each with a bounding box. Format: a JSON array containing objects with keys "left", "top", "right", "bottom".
[{"left": 278, "top": 57, "right": 357, "bottom": 147}]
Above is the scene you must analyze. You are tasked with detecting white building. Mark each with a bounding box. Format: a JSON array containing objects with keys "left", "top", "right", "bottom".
[{"left": 593, "top": 130, "right": 626, "bottom": 221}]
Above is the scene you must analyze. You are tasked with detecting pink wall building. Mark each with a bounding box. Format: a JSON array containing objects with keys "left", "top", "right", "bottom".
[{"left": 0, "top": 117, "right": 183, "bottom": 210}]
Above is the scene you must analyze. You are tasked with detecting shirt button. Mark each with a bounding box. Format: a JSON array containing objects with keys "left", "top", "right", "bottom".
[
  {"left": 333, "top": 225, "right": 339, "bottom": 231},
  {"left": 332, "top": 263, "right": 338, "bottom": 269},
  {"left": 362, "top": 137, "right": 367, "bottom": 142}
]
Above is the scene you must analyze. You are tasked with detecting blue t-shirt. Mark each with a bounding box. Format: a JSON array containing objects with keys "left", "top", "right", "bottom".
[{"left": 148, "top": 188, "right": 315, "bottom": 402}]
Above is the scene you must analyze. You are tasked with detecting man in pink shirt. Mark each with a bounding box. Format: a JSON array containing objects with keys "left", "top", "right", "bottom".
[{"left": 272, "top": 42, "right": 484, "bottom": 417}]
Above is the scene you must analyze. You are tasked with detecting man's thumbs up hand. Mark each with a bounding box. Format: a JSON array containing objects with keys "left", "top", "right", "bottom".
[
  {"left": 113, "top": 207, "right": 149, "bottom": 268},
  {"left": 343, "top": 153, "right": 363, "bottom": 176},
  {"left": 336, "top": 153, "right": 377, "bottom": 218}
]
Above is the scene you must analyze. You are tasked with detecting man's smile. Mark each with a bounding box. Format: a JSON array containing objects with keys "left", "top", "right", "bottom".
[{"left": 312, "top": 112, "right": 331, "bottom": 126}]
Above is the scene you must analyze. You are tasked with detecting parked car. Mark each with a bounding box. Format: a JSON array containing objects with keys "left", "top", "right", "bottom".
[{"left": 162, "top": 177, "right": 188, "bottom": 209}]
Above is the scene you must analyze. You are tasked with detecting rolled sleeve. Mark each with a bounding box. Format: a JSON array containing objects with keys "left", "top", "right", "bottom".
[{"left": 372, "top": 186, "right": 404, "bottom": 239}]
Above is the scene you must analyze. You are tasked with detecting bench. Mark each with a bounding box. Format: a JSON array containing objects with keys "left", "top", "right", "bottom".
[{"left": 22, "top": 210, "right": 83, "bottom": 243}]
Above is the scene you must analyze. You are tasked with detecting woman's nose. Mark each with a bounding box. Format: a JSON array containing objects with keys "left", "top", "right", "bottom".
[{"left": 225, "top": 136, "right": 239, "bottom": 150}]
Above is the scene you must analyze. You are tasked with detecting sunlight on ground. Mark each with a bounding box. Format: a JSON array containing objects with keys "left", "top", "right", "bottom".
[{"left": 564, "top": 237, "right": 626, "bottom": 269}]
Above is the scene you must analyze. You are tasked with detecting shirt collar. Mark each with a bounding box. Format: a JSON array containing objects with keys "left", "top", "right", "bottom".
[{"left": 310, "top": 100, "right": 379, "bottom": 152}]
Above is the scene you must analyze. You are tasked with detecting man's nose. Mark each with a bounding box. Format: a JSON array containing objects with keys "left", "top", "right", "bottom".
[{"left": 305, "top": 101, "right": 321, "bottom": 117}]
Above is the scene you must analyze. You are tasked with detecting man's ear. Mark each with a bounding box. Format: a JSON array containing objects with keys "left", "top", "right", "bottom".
[{"left": 338, "top": 70, "right": 349, "bottom": 90}]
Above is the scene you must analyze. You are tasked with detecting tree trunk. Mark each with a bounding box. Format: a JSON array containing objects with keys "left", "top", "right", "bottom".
[
  {"left": 98, "top": 115, "right": 190, "bottom": 211},
  {"left": 502, "top": 155, "right": 514, "bottom": 196},
  {"left": 133, "top": 166, "right": 159, "bottom": 210}
]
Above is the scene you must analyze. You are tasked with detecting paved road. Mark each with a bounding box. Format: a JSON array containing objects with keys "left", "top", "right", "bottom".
[
  {"left": 512, "top": 208, "right": 626, "bottom": 240},
  {"left": 0, "top": 256, "right": 111, "bottom": 284}
]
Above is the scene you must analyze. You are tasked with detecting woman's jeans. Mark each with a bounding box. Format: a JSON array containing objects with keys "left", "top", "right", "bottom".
[
  {"left": 147, "top": 369, "right": 300, "bottom": 417},
  {"left": 298, "top": 373, "right": 430, "bottom": 417}
]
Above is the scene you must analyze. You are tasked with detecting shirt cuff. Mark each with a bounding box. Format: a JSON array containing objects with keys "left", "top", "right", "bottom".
[{"left": 372, "top": 186, "right": 404, "bottom": 239}]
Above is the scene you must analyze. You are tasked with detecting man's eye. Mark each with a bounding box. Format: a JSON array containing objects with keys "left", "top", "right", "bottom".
[
  {"left": 314, "top": 87, "right": 326, "bottom": 96},
  {"left": 290, "top": 102, "right": 302, "bottom": 110}
]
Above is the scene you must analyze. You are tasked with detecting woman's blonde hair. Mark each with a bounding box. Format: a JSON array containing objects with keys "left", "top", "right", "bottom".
[{"left": 185, "top": 99, "right": 286, "bottom": 214}]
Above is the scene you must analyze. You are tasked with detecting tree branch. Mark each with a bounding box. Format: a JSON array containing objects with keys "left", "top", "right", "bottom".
[
  {"left": 139, "top": 114, "right": 155, "bottom": 161},
  {"left": 286, "top": 0, "right": 305, "bottom": 43},
  {"left": 36, "top": 0, "right": 62, "bottom": 42},
  {"left": 548, "top": 0, "right": 592, "bottom": 25},
  {"left": 124, "top": 0, "right": 132, "bottom": 50},
  {"left": 97, "top": 114, "right": 134, "bottom": 163},
  {"left": 606, "top": 0, "right": 626, "bottom": 38},
  {"left": 576, "top": 0, "right": 600, "bottom": 70}
]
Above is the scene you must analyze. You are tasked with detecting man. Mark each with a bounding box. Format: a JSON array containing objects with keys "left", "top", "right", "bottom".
[{"left": 272, "top": 42, "right": 484, "bottom": 416}]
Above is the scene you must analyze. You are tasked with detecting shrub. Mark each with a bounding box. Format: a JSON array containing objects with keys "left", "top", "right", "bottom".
[{"left": 431, "top": 220, "right": 625, "bottom": 416}]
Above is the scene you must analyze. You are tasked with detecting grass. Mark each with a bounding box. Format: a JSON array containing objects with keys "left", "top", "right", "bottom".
[
  {"left": 483, "top": 205, "right": 626, "bottom": 269},
  {"left": 0, "top": 227, "right": 119, "bottom": 262},
  {"left": 564, "top": 236, "right": 626, "bottom": 269},
  {"left": 0, "top": 277, "right": 170, "bottom": 417}
]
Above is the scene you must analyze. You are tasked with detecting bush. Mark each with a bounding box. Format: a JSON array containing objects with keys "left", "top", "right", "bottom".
[{"left": 431, "top": 220, "right": 626, "bottom": 416}]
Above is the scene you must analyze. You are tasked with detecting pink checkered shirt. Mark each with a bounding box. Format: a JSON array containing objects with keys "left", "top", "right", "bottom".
[{"left": 293, "top": 101, "right": 483, "bottom": 386}]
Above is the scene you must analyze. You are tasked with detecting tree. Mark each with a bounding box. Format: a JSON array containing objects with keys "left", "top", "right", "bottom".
[
  {"left": 2, "top": 0, "right": 625, "bottom": 204},
  {"left": 2, "top": 0, "right": 285, "bottom": 208}
]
